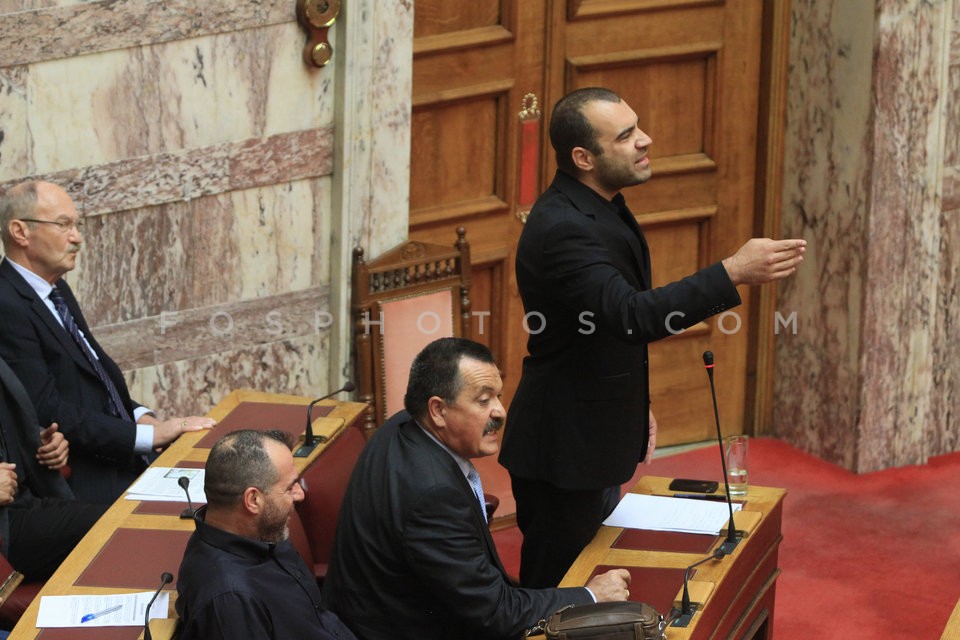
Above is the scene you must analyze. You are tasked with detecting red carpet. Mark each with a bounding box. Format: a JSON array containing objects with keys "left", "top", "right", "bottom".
[{"left": 494, "top": 437, "right": 960, "bottom": 639}]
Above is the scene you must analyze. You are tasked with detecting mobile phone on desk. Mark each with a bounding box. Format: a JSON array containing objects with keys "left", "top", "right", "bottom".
[{"left": 668, "top": 478, "right": 719, "bottom": 493}]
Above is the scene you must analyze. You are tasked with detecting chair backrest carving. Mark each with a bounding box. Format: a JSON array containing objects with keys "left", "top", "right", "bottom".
[{"left": 352, "top": 228, "right": 471, "bottom": 434}]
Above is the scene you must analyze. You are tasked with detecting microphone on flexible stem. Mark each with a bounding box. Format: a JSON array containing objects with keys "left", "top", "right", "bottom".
[
  {"left": 294, "top": 380, "right": 356, "bottom": 457},
  {"left": 670, "top": 547, "right": 726, "bottom": 628},
  {"left": 703, "top": 351, "right": 743, "bottom": 555},
  {"left": 178, "top": 476, "right": 196, "bottom": 520},
  {"left": 143, "top": 571, "right": 173, "bottom": 640}
]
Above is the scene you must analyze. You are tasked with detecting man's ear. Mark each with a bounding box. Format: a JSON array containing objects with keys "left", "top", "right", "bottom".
[
  {"left": 571, "top": 146, "right": 594, "bottom": 172},
  {"left": 427, "top": 396, "right": 447, "bottom": 429},
  {"left": 241, "top": 486, "right": 262, "bottom": 515},
  {"left": 6, "top": 220, "right": 31, "bottom": 248}
]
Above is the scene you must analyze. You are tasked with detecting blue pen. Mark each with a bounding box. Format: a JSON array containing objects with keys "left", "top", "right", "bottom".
[{"left": 80, "top": 604, "right": 122, "bottom": 623}]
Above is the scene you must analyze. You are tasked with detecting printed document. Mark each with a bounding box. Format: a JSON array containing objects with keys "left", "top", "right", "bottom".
[{"left": 602, "top": 493, "right": 742, "bottom": 534}]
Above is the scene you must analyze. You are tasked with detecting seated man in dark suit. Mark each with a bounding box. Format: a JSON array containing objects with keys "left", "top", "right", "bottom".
[
  {"left": 0, "top": 356, "right": 105, "bottom": 585},
  {"left": 176, "top": 429, "right": 356, "bottom": 640},
  {"left": 323, "top": 337, "right": 631, "bottom": 640},
  {"left": 0, "top": 180, "right": 213, "bottom": 504}
]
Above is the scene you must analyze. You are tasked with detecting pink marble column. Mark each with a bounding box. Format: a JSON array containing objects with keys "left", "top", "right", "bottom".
[{"left": 775, "top": 0, "right": 957, "bottom": 471}]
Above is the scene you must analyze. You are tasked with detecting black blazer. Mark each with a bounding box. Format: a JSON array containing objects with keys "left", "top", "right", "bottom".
[
  {"left": 0, "top": 259, "right": 142, "bottom": 504},
  {"left": 0, "top": 356, "right": 74, "bottom": 554},
  {"left": 499, "top": 171, "right": 741, "bottom": 490},
  {"left": 323, "top": 411, "right": 592, "bottom": 640}
]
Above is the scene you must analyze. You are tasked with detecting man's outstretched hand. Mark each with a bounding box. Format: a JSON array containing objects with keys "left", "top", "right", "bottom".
[{"left": 722, "top": 238, "right": 807, "bottom": 286}]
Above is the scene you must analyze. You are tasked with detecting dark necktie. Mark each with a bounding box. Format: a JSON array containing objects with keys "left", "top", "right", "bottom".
[{"left": 48, "top": 286, "right": 132, "bottom": 422}]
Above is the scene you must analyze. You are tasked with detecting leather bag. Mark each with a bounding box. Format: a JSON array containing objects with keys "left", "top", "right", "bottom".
[{"left": 540, "top": 602, "right": 667, "bottom": 640}]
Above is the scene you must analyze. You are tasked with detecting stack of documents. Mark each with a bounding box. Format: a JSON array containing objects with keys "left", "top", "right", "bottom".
[
  {"left": 602, "top": 494, "right": 741, "bottom": 535},
  {"left": 125, "top": 467, "right": 206, "bottom": 503}
]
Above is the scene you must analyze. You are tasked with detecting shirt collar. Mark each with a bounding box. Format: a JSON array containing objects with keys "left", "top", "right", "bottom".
[
  {"left": 415, "top": 419, "right": 473, "bottom": 480},
  {"left": 192, "top": 506, "right": 278, "bottom": 561},
  {"left": 3, "top": 257, "right": 54, "bottom": 300},
  {"left": 554, "top": 170, "right": 622, "bottom": 216}
]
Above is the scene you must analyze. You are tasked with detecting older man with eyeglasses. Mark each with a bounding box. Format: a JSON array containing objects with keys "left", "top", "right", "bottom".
[{"left": 0, "top": 181, "right": 213, "bottom": 504}]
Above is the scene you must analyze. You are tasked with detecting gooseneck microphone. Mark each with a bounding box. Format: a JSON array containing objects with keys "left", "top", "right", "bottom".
[
  {"left": 671, "top": 547, "right": 726, "bottom": 628},
  {"left": 178, "top": 476, "right": 196, "bottom": 520},
  {"left": 143, "top": 571, "right": 173, "bottom": 640},
  {"left": 294, "top": 380, "right": 356, "bottom": 457},
  {"left": 703, "top": 351, "right": 743, "bottom": 555}
]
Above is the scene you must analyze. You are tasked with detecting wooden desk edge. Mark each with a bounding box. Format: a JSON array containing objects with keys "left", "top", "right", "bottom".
[
  {"left": 10, "top": 392, "right": 367, "bottom": 640},
  {"left": 942, "top": 596, "right": 960, "bottom": 640},
  {"left": 558, "top": 476, "right": 786, "bottom": 640}
]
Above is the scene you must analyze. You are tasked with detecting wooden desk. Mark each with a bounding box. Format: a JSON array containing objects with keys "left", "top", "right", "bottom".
[
  {"left": 559, "top": 477, "right": 785, "bottom": 640},
  {"left": 9, "top": 389, "right": 367, "bottom": 640},
  {"left": 942, "top": 597, "right": 960, "bottom": 640}
]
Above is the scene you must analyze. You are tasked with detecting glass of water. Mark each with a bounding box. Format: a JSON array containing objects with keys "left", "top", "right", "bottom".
[{"left": 723, "top": 435, "right": 749, "bottom": 497}]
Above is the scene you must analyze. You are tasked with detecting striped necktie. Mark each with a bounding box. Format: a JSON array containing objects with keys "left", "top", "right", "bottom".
[
  {"left": 466, "top": 465, "right": 487, "bottom": 523},
  {"left": 48, "top": 286, "right": 132, "bottom": 422}
]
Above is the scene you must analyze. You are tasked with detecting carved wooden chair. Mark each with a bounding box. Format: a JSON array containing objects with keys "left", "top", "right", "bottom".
[
  {"left": 352, "top": 228, "right": 472, "bottom": 435},
  {"left": 351, "top": 228, "right": 498, "bottom": 520}
]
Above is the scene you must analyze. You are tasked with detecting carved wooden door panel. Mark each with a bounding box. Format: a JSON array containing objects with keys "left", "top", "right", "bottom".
[
  {"left": 411, "top": 1, "right": 765, "bottom": 453},
  {"left": 409, "top": 1, "right": 544, "bottom": 409},
  {"left": 547, "top": 1, "right": 765, "bottom": 444}
]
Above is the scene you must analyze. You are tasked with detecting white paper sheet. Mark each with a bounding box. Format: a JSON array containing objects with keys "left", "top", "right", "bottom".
[
  {"left": 36, "top": 591, "right": 169, "bottom": 628},
  {"left": 602, "top": 493, "right": 742, "bottom": 534},
  {"left": 124, "top": 467, "right": 206, "bottom": 503}
]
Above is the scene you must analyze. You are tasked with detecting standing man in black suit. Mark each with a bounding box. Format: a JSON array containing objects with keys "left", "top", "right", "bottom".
[
  {"left": 0, "top": 355, "right": 105, "bottom": 583},
  {"left": 324, "top": 338, "right": 630, "bottom": 640},
  {"left": 0, "top": 181, "right": 214, "bottom": 504},
  {"left": 499, "top": 87, "right": 808, "bottom": 588}
]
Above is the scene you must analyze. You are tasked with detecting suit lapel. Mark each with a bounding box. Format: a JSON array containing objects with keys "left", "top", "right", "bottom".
[
  {"left": 0, "top": 261, "right": 99, "bottom": 378},
  {"left": 553, "top": 173, "right": 651, "bottom": 288},
  {"left": 407, "top": 423, "right": 508, "bottom": 576},
  {"left": 596, "top": 203, "right": 650, "bottom": 288}
]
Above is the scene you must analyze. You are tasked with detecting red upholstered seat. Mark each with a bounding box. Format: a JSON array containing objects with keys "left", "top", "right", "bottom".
[
  {"left": 294, "top": 422, "right": 367, "bottom": 581},
  {"left": 0, "top": 581, "right": 41, "bottom": 629},
  {"left": 0, "top": 550, "right": 41, "bottom": 630},
  {"left": 287, "top": 508, "right": 315, "bottom": 571}
]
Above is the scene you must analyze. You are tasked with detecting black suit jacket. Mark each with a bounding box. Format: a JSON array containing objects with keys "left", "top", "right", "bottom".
[
  {"left": 0, "top": 259, "right": 142, "bottom": 504},
  {"left": 499, "top": 171, "right": 742, "bottom": 490},
  {"left": 323, "top": 411, "right": 592, "bottom": 640},
  {"left": 0, "top": 356, "right": 74, "bottom": 555}
]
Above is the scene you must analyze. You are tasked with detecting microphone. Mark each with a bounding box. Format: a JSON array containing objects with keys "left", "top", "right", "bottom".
[
  {"left": 294, "top": 380, "right": 356, "bottom": 457},
  {"left": 670, "top": 547, "right": 726, "bottom": 627},
  {"left": 703, "top": 351, "right": 743, "bottom": 555},
  {"left": 143, "top": 571, "right": 173, "bottom": 640},
  {"left": 178, "top": 476, "right": 196, "bottom": 520}
]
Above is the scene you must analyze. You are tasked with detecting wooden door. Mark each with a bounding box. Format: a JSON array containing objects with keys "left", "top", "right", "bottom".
[
  {"left": 548, "top": 1, "right": 764, "bottom": 445},
  {"left": 409, "top": 1, "right": 543, "bottom": 407},
  {"left": 412, "top": 0, "right": 765, "bottom": 450}
]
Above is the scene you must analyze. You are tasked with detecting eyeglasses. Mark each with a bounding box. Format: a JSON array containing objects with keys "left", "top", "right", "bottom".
[
  {"left": 263, "top": 478, "right": 306, "bottom": 496},
  {"left": 17, "top": 218, "right": 85, "bottom": 233}
]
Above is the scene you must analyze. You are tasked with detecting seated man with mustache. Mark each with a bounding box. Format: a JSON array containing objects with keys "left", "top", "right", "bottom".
[{"left": 323, "top": 337, "right": 630, "bottom": 640}]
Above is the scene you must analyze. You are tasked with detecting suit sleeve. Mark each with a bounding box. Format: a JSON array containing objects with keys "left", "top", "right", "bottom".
[
  {"left": 401, "top": 482, "right": 591, "bottom": 637},
  {"left": 535, "top": 213, "right": 741, "bottom": 343},
  {"left": 0, "top": 297, "right": 136, "bottom": 463}
]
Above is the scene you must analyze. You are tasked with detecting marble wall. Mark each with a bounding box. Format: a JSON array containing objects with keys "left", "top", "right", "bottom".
[
  {"left": 775, "top": 0, "right": 958, "bottom": 471},
  {"left": 0, "top": 1, "right": 411, "bottom": 417},
  {"left": 7, "top": 1, "right": 957, "bottom": 472}
]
